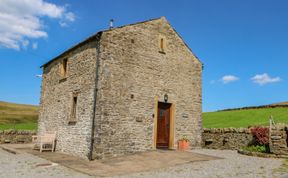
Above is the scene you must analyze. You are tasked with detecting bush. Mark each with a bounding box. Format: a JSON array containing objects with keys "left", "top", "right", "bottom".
[
  {"left": 250, "top": 127, "right": 269, "bottom": 145},
  {"left": 242, "top": 145, "right": 268, "bottom": 153}
]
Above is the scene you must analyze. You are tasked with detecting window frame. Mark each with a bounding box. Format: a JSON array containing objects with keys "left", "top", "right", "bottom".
[
  {"left": 158, "top": 36, "right": 166, "bottom": 54},
  {"left": 69, "top": 92, "right": 78, "bottom": 124},
  {"left": 60, "top": 58, "right": 68, "bottom": 79}
]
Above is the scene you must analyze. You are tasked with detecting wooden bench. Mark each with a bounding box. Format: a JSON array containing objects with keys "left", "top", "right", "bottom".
[{"left": 32, "top": 132, "right": 56, "bottom": 152}]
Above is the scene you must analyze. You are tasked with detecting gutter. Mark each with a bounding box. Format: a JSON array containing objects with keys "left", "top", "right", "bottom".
[{"left": 88, "top": 32, "right": 102, "bottom": 160}]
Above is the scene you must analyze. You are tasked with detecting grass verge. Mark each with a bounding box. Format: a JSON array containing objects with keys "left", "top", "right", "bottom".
[{"left": 203, "top": 107, "right": 288, "bottom": 128}]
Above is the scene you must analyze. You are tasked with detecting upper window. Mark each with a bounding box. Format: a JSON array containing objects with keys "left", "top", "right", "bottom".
[
  {"left": 159, "top": 36, "right": 166, "bottom": 54},
  {"left": 61, "top": 58, "right": 68, "bottom": 78},
  {"left": 160, "top": 38, "right": 164, "bottom": 51}
]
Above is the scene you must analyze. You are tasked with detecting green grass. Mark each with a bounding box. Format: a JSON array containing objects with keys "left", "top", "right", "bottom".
[
  {"left": 242, "top": 145, "right": 268, "bottom": 153},
  {"left": 0, "top": 123, "right": 37, "bottom": 130},
  {"left": 203, "top": 107, "right": 288, "bottom": 128},
  {"left": 0, "top": 101, "right": 38, "bottom": 130},
  {"left": 1, "top": 100, "right": 288, "bottom": 130}
]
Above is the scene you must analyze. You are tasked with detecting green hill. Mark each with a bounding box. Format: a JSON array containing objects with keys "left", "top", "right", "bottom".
[
  {"left": 0, "top": 101, "right": 39, "bottom": 130},
  {"left": 203, "top": 107, "right": 288, "bottom": 128},
  {"left": 1, "top": 100, "right": 288, "bottom": 130}
]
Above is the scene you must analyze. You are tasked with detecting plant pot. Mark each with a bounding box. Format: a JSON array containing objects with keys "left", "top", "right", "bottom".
[{"left": 178, "top": 140, "right": 189, "bottom": 151}]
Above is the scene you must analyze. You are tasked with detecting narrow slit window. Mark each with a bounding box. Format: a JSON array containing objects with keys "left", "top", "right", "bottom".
[
  {"left": 160, "top": 38, "right": 164, "bottom": 51},
  {"left": 71, "top": 96, "right": 77, "bottom": 121},
  {"left": 62, "top": 58, "right": 68, "bottom": 77}
]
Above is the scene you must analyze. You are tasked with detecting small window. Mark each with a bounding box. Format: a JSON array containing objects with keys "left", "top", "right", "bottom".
[
  {"left": 160, "top": 38, "right": 164, "bottom": 51},
  {"left": 159, "top": 37, "right": 166, "bottom": 54},
  {"left": 69, "top": 94, "right": 78, "bottom": 123},
  {"left": 61, "top": 58, "right": 68, "bottom": 78}
]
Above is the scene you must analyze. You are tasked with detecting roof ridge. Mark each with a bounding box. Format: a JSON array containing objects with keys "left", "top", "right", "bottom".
[{"left": 102, "top": 16, "right": 164, "bottom": 32}]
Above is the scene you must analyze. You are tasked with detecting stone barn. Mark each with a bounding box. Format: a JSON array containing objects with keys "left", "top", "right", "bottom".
[{"left": 38, "top": 17, "right": 202, "bottom": 160}]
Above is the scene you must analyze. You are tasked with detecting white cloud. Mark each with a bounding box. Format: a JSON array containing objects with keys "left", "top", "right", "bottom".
[
  {"left": 221, "top": 75, "right": 239, "bottom": 84},
  {"left": 251, "top": 73, "right": 281, "bottom": 85},
  {"left": 22, "top": 40, "right": 29, "bottom": 49},
  {"left": 0, "top": 0, "right": 75, "bottom": 50},
  {"left": 59, "top": 21, "right": 68, "bottom": 27},
  {"left": 210, "top": 80, "right": 216, "bottom": 84},
  {"left": 32, "top": 42, "right": 38, "bottom": 49},
  {"left": 65, "top": 12, "right": 75, "bottom": 22}
]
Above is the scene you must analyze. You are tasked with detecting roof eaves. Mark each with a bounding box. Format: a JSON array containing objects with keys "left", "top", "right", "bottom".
[
  {"left": 40, "top": 32, "right": 102, "bottom": 68},
  {"left": 164, "top": 20, "right": 203, "bottom": 64}
]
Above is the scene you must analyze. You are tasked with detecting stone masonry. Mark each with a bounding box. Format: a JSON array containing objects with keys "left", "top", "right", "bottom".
[
  {"left": 0, "top": 130, "right": 36, "bottom": 144},
  {"left": 270, "top": 124, "right": 288, "bottom": 155},
  {"left": 202, "top": 128, "right": 253, "bottom": 150},
  {"left": 38, "top": 17, "right": 202, "bottom": 160}
]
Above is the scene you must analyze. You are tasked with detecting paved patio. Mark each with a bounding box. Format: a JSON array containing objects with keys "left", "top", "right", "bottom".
[{"left": 0, "top": 144, "right": 219, "bottom": 177}]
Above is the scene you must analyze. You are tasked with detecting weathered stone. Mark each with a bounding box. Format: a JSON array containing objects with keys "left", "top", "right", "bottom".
[
  {"left": 270, "top": 125, "right": 288, "bottom": 155},
  {"left": 135, "top": 117, "right": 143, "bottom": 122},
  {"left": 205, "top": 139, "right": 213, "bottom": 143},
  {"left": 38, "top": 17, "right": 202, "bottom": 160},
  {"left": 0, "top": 130, "right": 35, "bottom": 144},
  {"left": 271, "top": 136, "right": 282, "bottom": 140},
  {"left": 4, "top": 140, "right": 11, "bottom": 143},
  {"left": 202, "top": 128, "right": 253, "bottom": 150}
]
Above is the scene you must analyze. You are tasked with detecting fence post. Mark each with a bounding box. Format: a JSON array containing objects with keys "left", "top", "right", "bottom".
[{"left": 269, "top": 115, "right": 273, "bottom": 153}]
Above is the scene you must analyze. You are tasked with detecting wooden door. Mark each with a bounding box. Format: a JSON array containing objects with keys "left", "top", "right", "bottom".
[{"left": 156, "top": 102, "right": 171, "bottom": 149}]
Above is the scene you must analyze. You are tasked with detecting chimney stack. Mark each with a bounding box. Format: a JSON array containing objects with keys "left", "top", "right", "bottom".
[{"left": 109, "top": 19, "right": 114, "bottom": 29}]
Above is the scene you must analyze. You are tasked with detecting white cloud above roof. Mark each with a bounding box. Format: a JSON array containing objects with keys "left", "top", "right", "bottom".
[
  {"left": 251, "top": 73, "right": 281, "bottom": 85},
  {"left": 221, "top": 75, "right": 239, "bottom": 84},
  {"left": 0, "top": 0, "right": 75, "bottom": 50}
]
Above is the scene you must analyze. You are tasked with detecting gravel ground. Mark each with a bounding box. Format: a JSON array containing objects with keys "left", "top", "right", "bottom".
[
  {"left": 0, "top": 149, "right": 90, "bottom": 178},
  {"left": 0, "top": 148, "right": 287, "bottom": 178},
  {"left": 115, "top": 149, "right": 288, "bottom": 178}
]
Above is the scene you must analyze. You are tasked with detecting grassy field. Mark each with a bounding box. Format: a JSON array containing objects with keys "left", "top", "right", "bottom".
[
  {"left": 1, "top": 100, "right": 288, "bottom": 130},
  {"left": 203, "top": 107, "right": 288, "bottom": 128},
  {"left": 0, "top": 101, "right": 38, "bottom": 130}
]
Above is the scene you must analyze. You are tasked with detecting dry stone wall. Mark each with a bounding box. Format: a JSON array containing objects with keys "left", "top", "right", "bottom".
[
  {"left": 0, "top": 130, "right": 36, "bottom": 144},
  {"left": 203, "top": 125, "right": 288, "bottom": 155},
  {"left": 270, "top": 124, "right": 288, "bottom": 155},
  {"left": 202, "top": 128, "right": 253, "bottom": 150}
]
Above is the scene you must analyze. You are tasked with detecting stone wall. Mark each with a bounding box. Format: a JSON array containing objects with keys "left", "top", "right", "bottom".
[
  {"left": 202, "top": 128, "right": 253, "bottom": 150},
  {"left": 38, "top": 39, "right": 99, "bottom": 159},
  {"left": 0, "top": 130, "right": 36, "bottom": 144},
  {"left": 92, "top": 17, "right": 202, "bottom": 159},
  {"left": 270, "top": 124, "right": 288, "bottom": 155},
  {"left": 203, "top": 126, "right": 288, "bottom": 155},
  {"left": 39, "top": 17, "right": 202, "bottom": 160}
]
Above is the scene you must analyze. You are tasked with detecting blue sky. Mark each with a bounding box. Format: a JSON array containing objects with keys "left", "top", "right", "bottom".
[{"left": 0, "top": 0, "right": 288, "bottom": 111}]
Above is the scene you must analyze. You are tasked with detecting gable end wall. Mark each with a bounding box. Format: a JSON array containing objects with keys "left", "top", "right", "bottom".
[{"left": 92, "top": 18, "right": 202, "bottom": 159}]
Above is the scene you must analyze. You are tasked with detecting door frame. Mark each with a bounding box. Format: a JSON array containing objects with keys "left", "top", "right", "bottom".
[{"left": 153, "top": 97, "right": 175, "bottom": 149}]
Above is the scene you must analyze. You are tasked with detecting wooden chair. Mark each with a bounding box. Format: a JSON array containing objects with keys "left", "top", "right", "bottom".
[{"left": 32, "top": 132, "right": 57, "bottom": 152}]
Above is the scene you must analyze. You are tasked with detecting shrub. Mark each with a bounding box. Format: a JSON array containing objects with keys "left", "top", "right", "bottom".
[
  {"left": 250, "top": 127, "right": 269, "bottom": 145},
  {"left": 242, "top": 145, "right": 267, "bottom": 153},
  {"left": 179, "top": 135, "right": 189, "bottom": 142}
]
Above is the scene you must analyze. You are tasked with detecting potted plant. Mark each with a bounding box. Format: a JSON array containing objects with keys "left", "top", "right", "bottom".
[{"left": 178, "top": 136, "right": 190, "bottom": 151}]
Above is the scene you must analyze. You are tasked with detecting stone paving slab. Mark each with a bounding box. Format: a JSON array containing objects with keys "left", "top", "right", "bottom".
[{"left": 1, "top": 144, "right": 220, "bottom": 177}]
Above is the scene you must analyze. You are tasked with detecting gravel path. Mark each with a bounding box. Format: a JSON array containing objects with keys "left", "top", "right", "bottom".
[
  {"left": 115, "top": 149, "right": 288, "bottom": 178},
  {"left": 0, "top": 149, "right": 90, "bottom": 178},
  {"left": 0, "top": 148, "right": 287, "bottom": 178}
]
